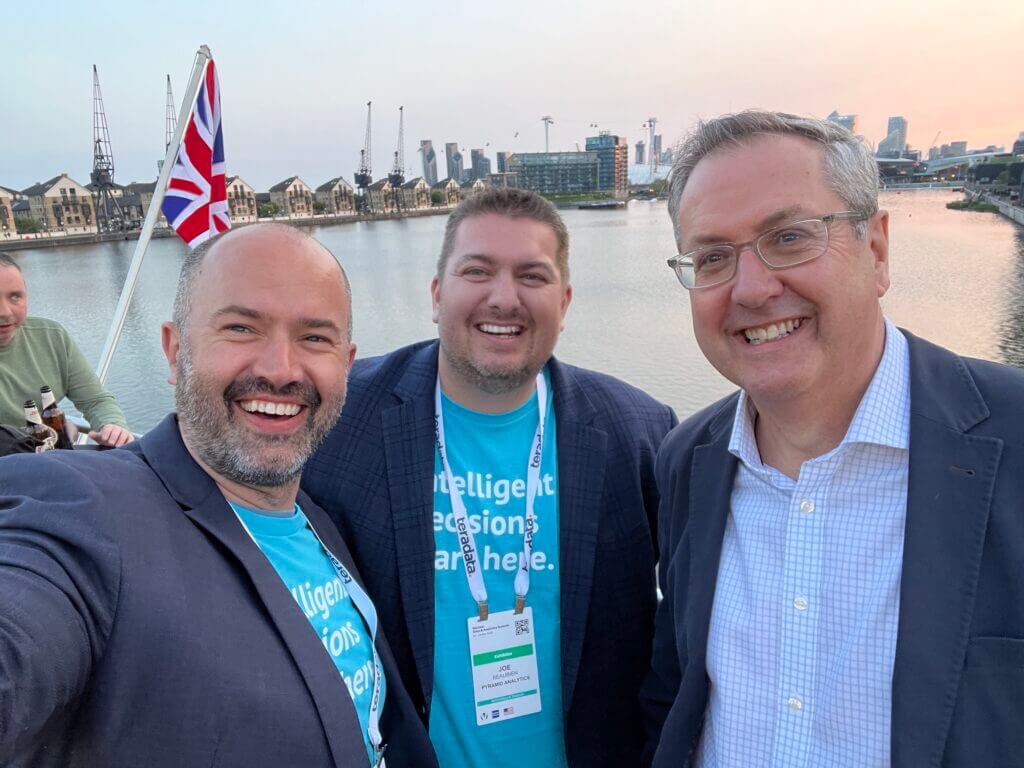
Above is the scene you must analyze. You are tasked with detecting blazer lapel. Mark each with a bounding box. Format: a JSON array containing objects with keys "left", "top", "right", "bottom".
[
  {"left": 683, "top": 403, "right": 737, "bottom": 680},
  {"left": 137, "top": 416, "right": 366, "bottom": 768},
  {"left": 891, "top": 332, "right": 1002, "bottom": 768},
  {"left": 550, "top": 359, "right": 608, "bottom": 711},
  {"left": 382, "top": 343, "right": 441, "bottom": 709}
]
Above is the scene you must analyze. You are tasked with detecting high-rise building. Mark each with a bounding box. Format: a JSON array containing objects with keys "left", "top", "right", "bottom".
[
  {"left": 496, "top": 152, "right": 513, "bottom": 173},
  {"left": 445, "top": 142, "right": 463, "bottom": 182},
  {"left": 585, "top": 132, "right": 629, "bottom": 193},
  {"left": 470, "top": 149, "right": 491, "bottom": 181},
  {"left": 877, "top": 116, "right": 908, "bottom": 159},
  {"left": 652, "top": 134, "right": 663, "bottom": 160},
  {"left": 506, "top": 152, "right": 600, "bottom": 194},
  {"left": 1013, "top": 132, "right": 1024, "bottom": 156},
  {"left": 826, "top": 110, "right": 858, "bottom": 134},
  {"left": 635, "top": 140, "right": 645, "bottom": 166},
  {"left": 420, "top": 140, "right": 438, "bottom": 186}
]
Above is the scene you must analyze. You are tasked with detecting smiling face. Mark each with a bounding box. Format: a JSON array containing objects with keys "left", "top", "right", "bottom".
[
  {"left": 677, "top": 133, "right": 890, "bottom": 412},
  {"left": 0, "top": 265, "right": 28, "bottom": 347},
  {"left": 162, "top": 226, "right": 355, "bottom": 489},
  {"left": 431, "top": 213, "right": 572, "bottom": 408}
]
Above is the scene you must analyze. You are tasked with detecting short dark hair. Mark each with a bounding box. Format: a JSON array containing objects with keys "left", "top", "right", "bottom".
[
  {"left": 0, "top": 252, "right": 22, "bottom": 273},
  {"left": 437, "top": 188, "right": 570, "bottom": 282}
]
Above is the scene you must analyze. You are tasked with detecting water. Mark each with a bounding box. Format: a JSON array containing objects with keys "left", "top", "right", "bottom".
[{"left": 12, "top": 191, "right": 1024, "bottom": 433}]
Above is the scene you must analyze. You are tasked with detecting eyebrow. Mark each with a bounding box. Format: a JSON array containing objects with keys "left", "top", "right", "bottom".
[
  {"left": 213, "top": 305, "right": 342, "bottom": 334},
  {"left": 688, "top": 206, "right": 808, "bottom": 247}
]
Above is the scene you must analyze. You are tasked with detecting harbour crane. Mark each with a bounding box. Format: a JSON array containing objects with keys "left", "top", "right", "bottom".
[
  {"left": 541, "top": 115, "right": 554, "bottom": 153},
  {"left": 354, "top": 101, "right": 373, "bottom": 212},
  {"left": 90, "top": 65, "right": 125, "bottom": 232},
  {"left": 388, "top": 106, "right": 405, "bottom": 211},
  {"left": 158, "top": 75, "right": 177, "bottom": 175}
]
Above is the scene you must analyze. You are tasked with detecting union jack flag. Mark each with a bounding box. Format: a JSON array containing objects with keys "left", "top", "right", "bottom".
[{"left": 161, "top": 58, "right": 230, "bottom": 249}]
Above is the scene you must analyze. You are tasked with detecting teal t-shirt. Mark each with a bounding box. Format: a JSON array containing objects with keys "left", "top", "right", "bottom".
[
  {"left": 231, "top": 502, "right": 385, "bottom": 765},
  {"left": 429, "top": 369, "right": 567, "bottom": 768}
]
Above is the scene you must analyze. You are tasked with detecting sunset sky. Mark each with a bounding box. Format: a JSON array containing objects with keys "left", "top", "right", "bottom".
[{"left": 4, "top": 0, "right": 1022, "bottom": 191}]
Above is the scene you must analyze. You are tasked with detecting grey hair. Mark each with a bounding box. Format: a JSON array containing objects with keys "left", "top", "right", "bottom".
[
  {"left": 667, "top": 110, "right": 880, "bottom": 246},
  {"left": 0, "top": 252, "right": 21, "bottom": 272},
  {"left": 171, "top": 223, "right": 353, "bottom": 340}
]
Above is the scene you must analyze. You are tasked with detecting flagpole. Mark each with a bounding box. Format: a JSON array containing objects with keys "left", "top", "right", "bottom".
[{"left": 93, "top": 45, "right": 212, "bottom": 387}]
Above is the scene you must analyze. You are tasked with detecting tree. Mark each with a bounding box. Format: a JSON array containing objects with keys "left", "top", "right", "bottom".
[
  {"left": 258, "top": 202, "right": 281, "bottom": 218},
  {"left": 13, "top": 216, "right": 41, "bottom": 234},
  {"left": 430, "top": 190, "right": 444, "bottom": 205},
  {"left": 313, "top": 201, "right": 327, "bottom": 214}
]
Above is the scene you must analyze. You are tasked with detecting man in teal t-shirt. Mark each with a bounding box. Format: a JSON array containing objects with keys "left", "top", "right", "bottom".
[{"left": 430, "top": 368, "right": 566, "bottom": 767}]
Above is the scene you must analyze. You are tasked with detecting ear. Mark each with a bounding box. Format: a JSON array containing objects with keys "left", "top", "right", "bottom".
[
  {"left": 869, "top": 210, "right": 891, "bottom": 298},
  {"left": 559, "top": 283, "right": 573, "bottom": 330},
  {"left": 161, "top": 321, "right": 181, "bottom": 386},
  {"left": 430, "top": 275, "right": 441, "bottom": 325},
  {"left": 345, "top": 342, "right": 357, "bottom": 368}
]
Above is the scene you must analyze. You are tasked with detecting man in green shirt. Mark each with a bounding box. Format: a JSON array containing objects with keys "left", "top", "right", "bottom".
[{"left": 0, "top": 252, "right": 132, "bottom": 447}]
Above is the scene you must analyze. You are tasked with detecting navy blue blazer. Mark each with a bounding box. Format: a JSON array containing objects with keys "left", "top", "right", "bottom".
[
  {"left": 0, "top": 415, "right": 435, "bottom": 768},
  {"left": 303, "top": 340, "right": 678, "bottom": 767},
  {"left": 641, "top": 330, "right": 1024, "bottom": 767}
]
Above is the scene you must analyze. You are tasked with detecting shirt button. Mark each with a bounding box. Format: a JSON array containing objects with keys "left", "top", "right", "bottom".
[
  {"left": 799, "top": 499, "right": 815, "bottom": 514},
  {"left": 788, "top": 696, "right": 804, "bottom": 712},
  {"left": 793, "top": 596, "right": 809, "bottom": 611}
]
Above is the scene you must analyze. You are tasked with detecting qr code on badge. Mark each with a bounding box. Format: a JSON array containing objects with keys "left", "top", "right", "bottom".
[{"left": 515, "top": 618, "right": 531, "bottom": 636}]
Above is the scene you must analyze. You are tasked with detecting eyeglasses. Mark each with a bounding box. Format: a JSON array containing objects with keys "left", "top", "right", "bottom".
[{"left": 667, "top": 211, "right": 867, "bottom": 290}]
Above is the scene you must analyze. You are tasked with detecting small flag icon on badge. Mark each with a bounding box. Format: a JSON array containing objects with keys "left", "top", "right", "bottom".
[
  {"left": 492, "top": 709, "right": 501, "bottom": 719},
  {"left": 503, "top": 707, "right": 514, "bottom": 715}
]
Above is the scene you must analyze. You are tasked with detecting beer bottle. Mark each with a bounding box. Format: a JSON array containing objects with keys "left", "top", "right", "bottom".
[
  {"left": 39, "top": 385, "right": 74, "bottom": 450},
  {"left": 23, "top": 399, "right": 52, "bottom": 444}
]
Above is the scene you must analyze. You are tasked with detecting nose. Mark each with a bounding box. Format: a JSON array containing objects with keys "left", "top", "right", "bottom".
[
  {"left": 730, "top": 247, "right": 784, "bottom": 308},
  {"left": 487, "top": 272, "right": 522, "bottom": 312},
  {"left": 249, "top": 332, "right": 302, "bottom": 387}
]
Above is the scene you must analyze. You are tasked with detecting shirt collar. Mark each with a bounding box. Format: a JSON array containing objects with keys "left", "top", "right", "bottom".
[{"left": 728, "top": 317, "right": 911, "bottom": 469}]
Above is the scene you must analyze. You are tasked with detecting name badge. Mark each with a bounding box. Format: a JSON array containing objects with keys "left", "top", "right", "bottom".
[{"left": 466, "top": 607, "right": 542, "bottom": 726}]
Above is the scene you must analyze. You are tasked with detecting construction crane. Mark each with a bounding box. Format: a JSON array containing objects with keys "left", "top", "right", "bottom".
[
  {"left": 388, "top": 106, "right": 405, "bottom": 211},
  {"left": 158, "top": 75, "right": 177, "bottom": 175},
  {"left": 541, "top": 115, "right": 554, "bottom": 153},
  {"left": 354, "top": 101, "right": 373, "bottom": 212},
  {"left": 90, "top": 65, "right": 125, "bottom": 232},
  {"left": 929, "top": 130, "right": 942, "bottom": 157}
]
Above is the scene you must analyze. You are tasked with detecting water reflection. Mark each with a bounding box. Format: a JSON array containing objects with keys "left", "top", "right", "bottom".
[{"left": 9, "top": 192, "right": 1024, "bottom": 433}]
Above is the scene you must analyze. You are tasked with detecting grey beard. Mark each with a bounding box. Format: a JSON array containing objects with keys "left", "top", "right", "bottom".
[
  {"left": 441, "top": 345, "right": 539, "bottom": 397},
  {"left": 174, "top": 345, "right": 343, "bottom": 488}
]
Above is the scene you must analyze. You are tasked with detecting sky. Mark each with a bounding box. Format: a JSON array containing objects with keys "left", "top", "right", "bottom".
[{"left": 4, "top": 0, "right": 1022, "bottom": 192}]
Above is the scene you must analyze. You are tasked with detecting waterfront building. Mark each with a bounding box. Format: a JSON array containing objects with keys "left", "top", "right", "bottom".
[
  {"left": 495, "top": 152, "right": 512, "bottom": 173},
  {"left": 471, "top": 149, "right": 491, "bottom": 181},
  {"left": 652, "top": 134, "right": 663, "bottom": 161},
  {"left": 506, "top": 152, "right": 599, "bottom": 195},
  {"left": 400, "top": 177, "right": 431, "bottom": 209},
  {"left": 420, "top": 140, "right": 438, "bottom": 186},
  {"left": 432, "top": 177, "right": 461, "bottom": 206},
  {"left": 366, "top": 178, "right": 396, "bottom": 213},
  {"left": 585, "top": 132, "right": 629, "bottom": 193},
  {"left": 225, "top": 176, "right": 259, "bottom": 223},
  {"left": 117, "top": 181, "right": 170, "bottom": 228},
  {"left": 826, "top": 110, "right": 858, "bottom": 134},
  {"left": 314, "top": 176, "right": 355, "bottom": 216},
  {"left": 445, "top": 143, "right": 463, "bottom": 184},
  {"left": 268, "top": 176, "right": 314, "bottom": 218},
  {"left": 20, "top": 174, "right": 97, "bottom": 235},
  {"left": 1012, "top": 133, "right": 1024, "bottom": 156},
  {"left": 877, "top": 116, "right": 908, "bottom": 159},
  {"left": 635, "top": 141, "right": 645, "bottom": 166},
  {"left": 460, "top": 177, "right": 488, "bottom": 197},
  {"left": 488, "top": 172, "right": 518, "bottom": 188},
  {"left": 0, "top": 186, "right": 18, "bottom": 239}
]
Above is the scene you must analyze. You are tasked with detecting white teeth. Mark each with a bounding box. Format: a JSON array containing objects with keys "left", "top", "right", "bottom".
[
  {"left": 744, "top": 318, "right": 803, "bottom": 345},
  {"left": 479, "top": 323, "right": 522, "bottom": 335},
  {"left": 239, "top": 400, "right": 302, "bottom": 416}
]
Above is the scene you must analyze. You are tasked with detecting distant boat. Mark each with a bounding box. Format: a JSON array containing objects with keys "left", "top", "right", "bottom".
[{"left": 578, "top": 200, "right": 626, "bottom": 210}]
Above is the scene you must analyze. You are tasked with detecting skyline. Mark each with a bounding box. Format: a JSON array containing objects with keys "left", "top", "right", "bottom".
[{"left": 4, "top": 0, "right": 1022, "bottom": 191}]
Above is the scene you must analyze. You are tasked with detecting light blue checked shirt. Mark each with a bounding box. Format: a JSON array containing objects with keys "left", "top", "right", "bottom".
[{"left": 696, "top": 319, "right": 910, "bottom": 768}]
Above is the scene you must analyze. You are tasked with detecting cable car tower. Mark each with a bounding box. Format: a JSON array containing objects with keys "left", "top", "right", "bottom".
[
  {"left": 90, "top": 65, "right": 125, "bottom": 232},
  {"left": 388, "top": 106, "right": 405, "bottom": 211},
  {"left": 354, "top": 101, "right": 373, "bottom": 213},
  {"left": 158, "top": 75, "right": 177, "bottom": 175}
]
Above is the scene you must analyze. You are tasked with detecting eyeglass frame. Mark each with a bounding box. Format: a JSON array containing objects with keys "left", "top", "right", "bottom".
[{"left": 666, "top": 211, "right": 869, "bottom": 290}]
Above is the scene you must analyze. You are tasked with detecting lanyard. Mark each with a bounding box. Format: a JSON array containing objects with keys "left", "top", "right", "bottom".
[
  {"left": 232, "top": 504, "right": 385, "bottom": 765},
  {"left": 434, "top": 372, "right": 548, "bottom": 620}
]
